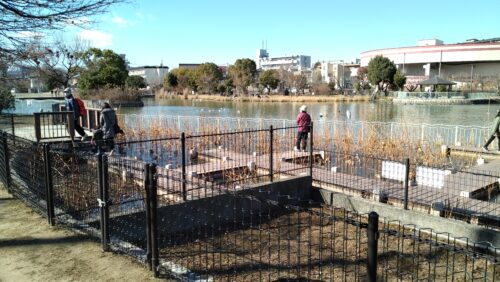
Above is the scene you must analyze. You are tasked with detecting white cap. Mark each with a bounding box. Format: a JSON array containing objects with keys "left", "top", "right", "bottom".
[
  {"left": 63, "top": 88, "right": 72, "bottom": 96},
  {"left": 300, "top": 105, "right": 307, "bottom": 112}
]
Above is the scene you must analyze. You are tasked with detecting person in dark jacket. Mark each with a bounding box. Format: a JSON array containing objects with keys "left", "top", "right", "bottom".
[
  {"left": 100, "top": 102, "right": 117, "bottom": 149},
  {"left": 482, "top": 109, "right": 500, "bottom": 152},
  {"left": 295, "top": 105, "right": 312, "bottom": 152},
  {"left": 64, "top": 88, "right": 87, "bottom": 139}
]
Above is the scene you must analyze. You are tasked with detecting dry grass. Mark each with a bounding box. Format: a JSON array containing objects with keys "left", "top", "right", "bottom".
[
  {"left": 156, "top": 93, "right": 371, "bottom": 103},
  {"left": 120, "top": 118, "right": 478, "bottom": 173}
]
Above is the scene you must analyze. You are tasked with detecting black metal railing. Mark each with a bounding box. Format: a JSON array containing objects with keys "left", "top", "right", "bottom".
[{"left": 0, "top": 127, "right": 498, "bottom": 280}]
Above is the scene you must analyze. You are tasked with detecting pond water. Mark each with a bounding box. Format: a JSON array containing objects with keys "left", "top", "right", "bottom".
[
  {"left": 8, "top": 97, "right": 499, "bottom": 127},
  {"left": 119, "top": 98, "right": 498, "bottom": 127}
]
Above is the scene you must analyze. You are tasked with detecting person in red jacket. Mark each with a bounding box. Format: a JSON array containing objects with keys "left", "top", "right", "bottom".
[{"left": 295, "top": 105, "right": 312, "bottom": 151}]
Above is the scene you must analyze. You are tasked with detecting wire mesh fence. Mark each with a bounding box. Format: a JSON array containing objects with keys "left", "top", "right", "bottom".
[
  {"left": 5, "top": 134, "right": 47, "bottom": 215},
  {"left": 50, "top": 147, "right": 99, "bottom": 229},
  {"left": 379, "top": 220, "right": 500, "bottom": 281},
  {"left": 0, "top": 127, "right": 499, "bottom": 281},
  {"left": 0, "top": 113, "right": 35, "bottom": 137},
  {"left": 106, "top": 155, "right": 149, "bottom": 259},
  {"left": 155, "top": 194, "right": 371, "bottom": 281}
]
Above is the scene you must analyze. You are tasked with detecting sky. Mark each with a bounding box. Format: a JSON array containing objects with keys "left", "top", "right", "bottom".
[{"left": 65, "top": 0, "right": 500, "bottom": 68}]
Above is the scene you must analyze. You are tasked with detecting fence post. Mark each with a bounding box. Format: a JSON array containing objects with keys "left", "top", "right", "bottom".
[
  {"left": 2, "top": 132, "right": 11, "bottom": 189},
  {"left": 98, "top": 152, "right": 110, "bottom": 251},
  {"left": 454, "top": 125, "right": 459, "bottom": 145},
  {"left": 309, "top": 122, "right": 314, "bottom": 177},
  {"left": 144, "top": 163, "right": 152, "bottom": 270},
  {"left": 181, "top": 132, "right": 187, "bottom": 201},
  {"left": 67, "top": 112, "right": 75, "bottom": 140},
  {"left": 404, "top": 158, "right": 410, "bottom": 210},
  {"left": 149, "top": 164, "right": 159, "bottom": 277},
  {"left": 43, "top": 144, "right": 55, "bottom": 225},
  {"left": 34, "top": 113, "right": 41, "bottom": 142},
  {"left": 367, "top": 211, "right": 379, "bottom": 282},
  {"left": 269, "top": 125, "right": 273, "bottom": 182},
  {"left": 10, "top": 114, "right": 15, "bottom": 137}
]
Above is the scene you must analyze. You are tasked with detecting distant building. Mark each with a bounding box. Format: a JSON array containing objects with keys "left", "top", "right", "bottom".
[
  {"left": 318, "top": 61, "right": 360, "bottom": 88},
  {"left": 256, "top": 48, "right": 311, "bottom": 72},
  {"left": 360, "top": 38, "right": 500, "bottom": 85},
  {"left": 178, "top": 64, "right": 200, "bottom": 69},
  {"left": 128, "top": 66, "right": 169, "bottom": 87}
]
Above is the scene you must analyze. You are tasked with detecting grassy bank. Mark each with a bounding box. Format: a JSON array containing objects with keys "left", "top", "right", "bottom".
[{"left": 157, "top": 93, "right": 374, "bottom": 103}]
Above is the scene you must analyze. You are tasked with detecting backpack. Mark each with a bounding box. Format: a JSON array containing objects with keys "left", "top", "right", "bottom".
[{"left": 75, "top": 98, "right": 86, "bottom": 116}]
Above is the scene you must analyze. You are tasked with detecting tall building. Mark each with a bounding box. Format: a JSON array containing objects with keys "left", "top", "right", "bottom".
[{"left": 256, "top": 48, "right": 311, "bottom": 72}]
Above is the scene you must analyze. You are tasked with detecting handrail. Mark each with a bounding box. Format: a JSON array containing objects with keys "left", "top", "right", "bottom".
[
  {"left": 58, "top": 104, "right": 101, "bottom": 131},
  {"left": 33, "top": 111, "right": 75, "bottom": 142}
]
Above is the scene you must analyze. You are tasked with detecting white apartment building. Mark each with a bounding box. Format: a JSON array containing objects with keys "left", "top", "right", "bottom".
[
  {"left": 128, "top": 66, "right": 169, "bottom": 87},
  {"left": 256, "top": 49, "right": 311, "bottom": 72},
  {"left": 319, "top": 61, "right": 360, "bottom": 88}
]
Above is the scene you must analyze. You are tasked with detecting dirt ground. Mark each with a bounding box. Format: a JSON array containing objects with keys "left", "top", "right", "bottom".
[{"left": 0, "top": 187, "right": 163, "bottom": 282}]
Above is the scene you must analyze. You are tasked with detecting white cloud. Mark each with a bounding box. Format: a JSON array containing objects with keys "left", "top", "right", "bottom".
[
  {"left": 112, "top": 16, "right": 128, "bottom": 25},
  {"left": 79, "top": 30, "right": 113, "bottom": 48}
]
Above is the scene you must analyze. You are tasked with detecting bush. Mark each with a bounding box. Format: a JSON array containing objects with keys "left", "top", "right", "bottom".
[
  {"left": 436, "top": 85, "right": 448, "bottom": 92},
  {"left": 0, "top": 88, "right": 15, "bottom": 113},
  {"left": 78, "top": 87, "right": 142, "bottom": 102}
]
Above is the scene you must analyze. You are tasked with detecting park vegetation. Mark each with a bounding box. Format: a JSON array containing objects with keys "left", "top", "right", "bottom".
[{"left": 0, "top": 0, "right": 126, "bottom": 107}]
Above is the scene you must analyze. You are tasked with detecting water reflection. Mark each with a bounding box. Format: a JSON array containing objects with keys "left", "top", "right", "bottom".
[
  {"left": 8, "top": 97, "right": 497, "bottom": 126},
  {"left": 119, "top": 98, "right": 495, "bottom": 126}
]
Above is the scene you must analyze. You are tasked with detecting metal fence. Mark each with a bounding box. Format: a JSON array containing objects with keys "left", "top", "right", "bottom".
[
  {"left": 313, "top": 150, "right": 500, "bottom": 229},
  {"left": 119, "top": 114, "right": 490, "bottom": 148},
  {"left": 0, "top": 128, "right": 498, "bottom": 281},
  {"left": 0, "top": 113, "right": 491, "bottom": 147}
]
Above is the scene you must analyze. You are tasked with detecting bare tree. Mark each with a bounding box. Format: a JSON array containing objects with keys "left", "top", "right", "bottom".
[
  {"left": 0, "top": 0, "right": 125, "bottom": 59},
  {"left": 27, "top": 36, "right": 89, "bottom": 89}
]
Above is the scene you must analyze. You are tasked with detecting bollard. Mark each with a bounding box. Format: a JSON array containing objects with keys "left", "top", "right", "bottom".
[{"left": 367, "top": 211, "right": 379, "bottom": 282}]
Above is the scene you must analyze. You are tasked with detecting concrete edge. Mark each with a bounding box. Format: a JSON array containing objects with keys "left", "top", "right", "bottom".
[{"left": 312, "top": 187, "right": 500, "bottom": 251}]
